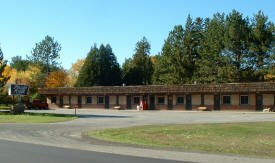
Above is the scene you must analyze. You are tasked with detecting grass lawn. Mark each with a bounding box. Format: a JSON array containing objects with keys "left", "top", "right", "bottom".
[
  {"left": 86, "top": 122, "right": 275, "bottom": 158},
  {"left": 0, "top": 111, "right": 77, "bottom": 123}
]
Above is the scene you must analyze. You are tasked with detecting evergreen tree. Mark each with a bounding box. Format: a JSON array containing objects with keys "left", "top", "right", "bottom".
[
  {"left": 98, "top": 44, "right": 121, "bottom": 86},
  {"left": 155, "top": 16, "right": 204, "bottom": 84},
  {"left": 75, "top": 44, "right": 121, "bottom": 87},
  {"left": 158, "top": 25, "right": 186, "bottom": 84},
  {"left": 75, "top": 45, "right": 99, "bottom": 87},
  {"left": 28, "top": 35, "right": 61, "bottom": 74},
  {"left": 195, "top": 13, "right": 234, "bottom": 83},
  {"left": 224, "top": 10, "right": 250, "bottom": 82},
  {"left": 122, "top": 37, "right": 153, "bottom": 85},
  {"left": 152, "top": 54, "right": 175, "bottom": 84},
  {"left": 10, "top": 56, "right": 30, "bottom": 72},
  {"left": 122, "top": 58, "right": 141, "bottom": 85},
  {"left": 249, "top": 10, "right": 275, "bottom": 81}
]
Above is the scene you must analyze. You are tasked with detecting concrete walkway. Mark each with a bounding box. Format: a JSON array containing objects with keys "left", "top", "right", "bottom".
[{"left": 1, "top": 109, "right": 275, "bottom": 163}]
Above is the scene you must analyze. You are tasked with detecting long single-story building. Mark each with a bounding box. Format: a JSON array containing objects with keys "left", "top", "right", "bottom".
[{"left": 38, "top": 82, "right": 275, "bottom": 111}]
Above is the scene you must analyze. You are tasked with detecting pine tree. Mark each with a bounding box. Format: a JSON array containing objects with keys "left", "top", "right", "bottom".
[
  {"left": 155, "top": 16, "right": 204, "bottom": 84},
  {"left": 224, "top": 10, "right": 250, "bottom": 82},
  {"left": 195, "top": 13, "right": 234, "bottom": 83},
  {"left": 159, "top": 25, "right": 186, "bottom": 84},
  {"left": 28, "top": 35, "right": 61, "bottom": 74},
  {"left": 75, "top": 45, "right": 99, "bottom": 87},
  {"left": 249, "top": 10, "right": 275, "bottom": 81},
  {"left": 98, "top": 44, "right": 121, "bottom": 86},
  {"left": 122, "top": 37, "right": 153, "bottom": 85},
  {"left": 75, "top": 44, "right": 121, "bottom": 87}
]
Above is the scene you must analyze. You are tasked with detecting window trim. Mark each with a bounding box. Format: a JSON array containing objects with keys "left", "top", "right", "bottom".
[
  {"left": 97, "top": 96, "right": 104, "bottom": 104},
  {"left": 157, "top": 96, "right": 165, "bottom": 105},
  {"left": 240, "top": 95, "right": 249, "bottom": 105},
  {"left": 222, "top": 95, "right": 231, "bottom": 105},
  {"left": 176, "top": 96, "right": 184, "bottom": 105},
  {"left": 86, "top": 96, "right": 92, "bottom": 104}
]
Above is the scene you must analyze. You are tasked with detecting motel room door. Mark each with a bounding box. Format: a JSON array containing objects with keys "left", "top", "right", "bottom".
[
  {"left": 168, "top": 95, "right": 173, "bottom": 110},
  {"left": 256, "top": 94, "right": 263, "bottom": 111},
  {"left": 149, "top": 96, "right": 155, "bottom": 110},
  {"left": 214, "top": 95, "right": 220, "bottom": 110},
  {"left": 105, "top": 96, "right": 109, "bottom": 109},
  {"left": 186, "top": 95, "right": 192, "bottom": 110},
  {"left": 59, "top": 96, "right": 63, "bottom": 108},
  {"left": 77, "top": 96, "right": 82, "bottom": 108},
  {"left": 126, "top": 95, "right": 131, "bottom": 109}
]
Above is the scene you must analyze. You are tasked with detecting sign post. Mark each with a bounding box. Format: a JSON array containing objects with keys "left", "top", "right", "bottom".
[
  {"left": 8, "top": 84, "right": 29, "bottom": 114},
  {"left": 73, "top": 105, "right": 78, "bottom": 116}
]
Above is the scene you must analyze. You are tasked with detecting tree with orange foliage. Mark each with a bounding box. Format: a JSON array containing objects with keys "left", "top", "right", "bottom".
[
  {"left": 45, "top": 70, "right": 69, "bottom": 88},
  {"left": 67, "top": 58, "right": 85, "bottom": 87},
  {"left": 0, "top": 47, "right": 10, "bottom": 87}
]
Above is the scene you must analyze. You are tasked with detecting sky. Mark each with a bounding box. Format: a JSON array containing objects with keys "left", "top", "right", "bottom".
[{"left": 0, "top": 0, "right": 274, "bottom": 70}]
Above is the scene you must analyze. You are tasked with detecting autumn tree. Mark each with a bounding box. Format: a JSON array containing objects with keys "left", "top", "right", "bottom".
[
  {"left": 0, "top": 47, "right": 10, "bottom": 87},
  {"left": 0, "top": 47, "right": 11, "bottom": 104},
  {"left": 6, "top": 64, "right": 44, "bottom": 95},
  {"left": 45, "top": 70, "right": 69, "bottom": 88},
  {"left": 67, "top": 58, "right": 85, "bottom": 87}
]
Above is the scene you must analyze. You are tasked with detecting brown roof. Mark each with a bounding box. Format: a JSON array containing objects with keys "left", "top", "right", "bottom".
[{"left": 38, "top": 82, "right": 275, "bottom": 96}]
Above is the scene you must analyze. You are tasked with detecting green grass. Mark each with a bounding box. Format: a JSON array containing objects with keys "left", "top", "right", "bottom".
[
  {"left": 0, "top": 111, "right": 77, "bottom": 123},
  {"left": 86, "top": 122, "right": 275, "bottom": 158}
]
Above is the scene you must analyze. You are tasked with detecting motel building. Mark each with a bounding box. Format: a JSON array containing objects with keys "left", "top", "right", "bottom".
[{"left": 38, "top": 82, "right": 275, "bottom": 111}]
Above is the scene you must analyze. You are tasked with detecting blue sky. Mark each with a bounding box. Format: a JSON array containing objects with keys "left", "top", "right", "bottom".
[{"left": 0, "top": 0, "right": 274, "bottom": 69}]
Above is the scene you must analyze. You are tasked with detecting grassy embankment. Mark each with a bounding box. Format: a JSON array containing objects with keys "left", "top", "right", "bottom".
[
  {"left": 86, "top": 122, "right": 275, "bottom": 158},
  {"left": 0, "top": 111, "right": 77, "bottom": 123}
]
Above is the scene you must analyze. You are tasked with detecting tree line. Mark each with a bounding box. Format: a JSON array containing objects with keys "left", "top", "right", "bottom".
[
  {"left": 77, "top": 10, "right": 274, "bottom": 86},
  {"left": 0, "top": 10, "right": 274, "bottom": 102}
]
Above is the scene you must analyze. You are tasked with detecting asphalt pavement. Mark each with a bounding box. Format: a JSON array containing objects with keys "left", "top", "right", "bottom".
[
  {"left": 0, "top": 139, "right": 188, "bottom": 163},
  {"left": 1, "top": 109, "right": 275, "bottom": 163}
]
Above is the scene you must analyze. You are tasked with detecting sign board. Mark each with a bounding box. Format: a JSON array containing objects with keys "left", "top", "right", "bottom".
[{"left": 8, "top": 84, "right": 29, "bottom": 96}]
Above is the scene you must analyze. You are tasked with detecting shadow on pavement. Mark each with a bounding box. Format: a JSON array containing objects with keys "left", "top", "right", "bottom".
[{"left": 78, "top": 114, "right": 131, "bottom": 119}]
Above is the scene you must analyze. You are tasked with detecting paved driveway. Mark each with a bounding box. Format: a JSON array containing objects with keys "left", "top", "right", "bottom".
[{"left": 1, "top": 109, "right": 275, "bottom": 163}]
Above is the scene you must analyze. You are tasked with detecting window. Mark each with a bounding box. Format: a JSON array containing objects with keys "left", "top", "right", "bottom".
[
  {"left": 158, "top": 96, "right": 165, "bottom": 104},
  {"left": 223, "top": 95, "right": 231, "bottom": 105},
  {"left": 133, "top": 96, "right": 140, "bottom": 105},
  {"left": 86, "top": 96, "right": 92, "bottom": 104},
  {"left": 51, "top": 96, "right": 56, "bottom": 104},
  {"left": 97, "top": 96, "right": 104, "bottom": 104},
  {"left": 240, "top": 95, "right": 249, "bottom": 105},
  {"left": 177, "top": 96, "right": 184, "bottom": 104}
]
